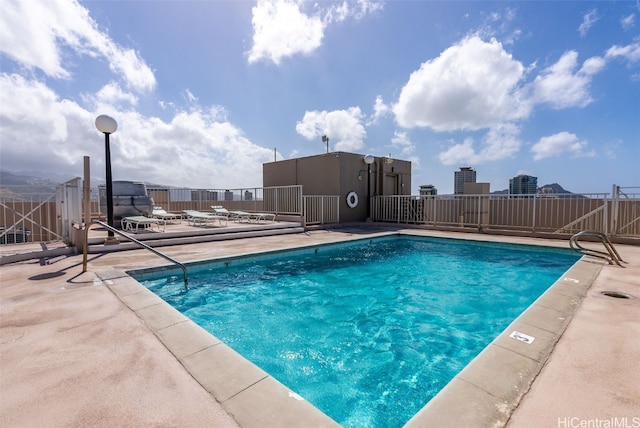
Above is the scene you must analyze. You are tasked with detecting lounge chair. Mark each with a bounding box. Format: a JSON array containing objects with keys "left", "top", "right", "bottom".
[
  {"left": 183, "top": 210, "right": 228, "bottom": 227},
  {"left": 248, "top": 212, "right": 276, "bottom": 223},
  {"left": 122, "top": 216, "right": 164, "bottom": 232},
  {"left": 152, "top": 207, "right": 182, "bottom": 223},
  {"left": 211, "top": 206, "right": 251, "bottom": 223}
]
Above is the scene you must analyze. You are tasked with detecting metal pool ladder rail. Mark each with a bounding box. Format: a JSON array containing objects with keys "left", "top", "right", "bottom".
[
  {"left": 82, "top": 220, "right": 189, "bottom": 284},
  {"left": 570, "top": 231, "right": 626, "bottom": 267}
]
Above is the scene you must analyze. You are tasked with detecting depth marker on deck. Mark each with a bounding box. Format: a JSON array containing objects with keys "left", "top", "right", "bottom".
[{"left": 510, "top": 331, "right": 535, "bottom": 344}]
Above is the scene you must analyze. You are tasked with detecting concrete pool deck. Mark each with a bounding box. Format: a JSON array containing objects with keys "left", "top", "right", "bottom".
[{"left": 1, "top": 228, "right": 638, "bottom": 427}]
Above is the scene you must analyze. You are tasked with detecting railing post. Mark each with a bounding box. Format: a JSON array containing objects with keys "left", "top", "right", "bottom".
[
  {"left": 603, "top": 200, "right": 608, "bottom": 235},
  {"left": 433, "top": 196, "right": 437, "bottom": 227},
  {"left": 610, "top": 184, "right": 618, "bottom": 236},
  {"left": 532, "top": 195, "right": 537, "bottom": 233},
  {"left": 476, "top": 195, "right": 481, "bottom": 229}
]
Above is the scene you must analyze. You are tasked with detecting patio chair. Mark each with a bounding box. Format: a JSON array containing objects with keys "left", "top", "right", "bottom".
[
  {"left": 122, "top": 216, "right": 164, "bottom": 233},
  {"left": 248, "top": 212, "right": 276, "bottom": 223},
  {"left": 183, "top": 210, "right": 228, "bottom": 227},
  {"left": 152, "top": 207, "right": 182, "bottom": 223},
  {"left": 211, "top": 206, "right": 251, "bottom": 223}
]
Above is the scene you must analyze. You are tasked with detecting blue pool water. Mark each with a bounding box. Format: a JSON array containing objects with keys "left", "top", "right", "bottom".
[{"left": 138, "top": 236, "right": 579, "bottom": 427}]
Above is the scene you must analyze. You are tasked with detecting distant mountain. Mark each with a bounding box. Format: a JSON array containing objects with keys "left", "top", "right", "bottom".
[
  {"left": 491, "top": 188, "right": 510, "bottom": 195},
  {"left": 491, "top": 183, "right": 578, "bottom": 197},
  {"left": 11, "top": 169, "right": 77, "bottom": 184},
  {"left": 0, "top": 170, "right": 61, "bottom": 186},
  {"left": 0, "top": 170, "right": 60, "bottom": 201},
  {"left": 538, "top": 183, "right": 572, "bottom": 194}
]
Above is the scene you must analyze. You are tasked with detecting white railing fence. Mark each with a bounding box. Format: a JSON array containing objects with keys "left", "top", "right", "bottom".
[
  {"left": 371, "top": 187, "right": 639, "bottom": 238},
  {"left": 0, "top": 178, "right": 82, "bottom": 245},
  {"left": 611, "top": 185, "right": 640, "bottom": 236},
  {"left": 303, "top": 196, "right": 340, "bottom": 226},
  {"left": 146, "top": 185, "right": 303, "bottom": 216},
  {"left": 1, "top": 182, "right": 638, "bottom": 245}
]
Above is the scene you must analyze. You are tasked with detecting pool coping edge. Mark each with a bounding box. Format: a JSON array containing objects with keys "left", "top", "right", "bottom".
[
  {"left": 96, "top": 232, "right": 601, "bottom": 428},
  {"left": 99, "top": 269, "right": 341, "bottom": 428},
  {"left": 403, "top": 255, "right": 603, "bottom": 427}
]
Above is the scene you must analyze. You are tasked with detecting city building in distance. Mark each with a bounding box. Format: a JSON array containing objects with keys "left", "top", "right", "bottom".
[
  {"left": 454, "top": 167, "right": 476, "bottom": 195},
  {"left": 419, "top": 184, "right": 437, "bottom": 196},
  {"left": 509, "top": 174, "right": 538, "bottom": 197}
]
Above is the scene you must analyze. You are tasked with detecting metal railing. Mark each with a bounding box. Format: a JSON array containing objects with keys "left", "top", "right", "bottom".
[
  {"left": 570, "top": 231, "right": 626, "bottom": 267},
  {"left": 0, "top": 187, "right": 61, "bottom": 243},
  {"left": 2, "top": 181, "right": 638, "bottom": 245},
  {"left": 82, "top": 220, "right": 188, "bottom": 284},
  {"left": 371, "top": 188, "right": 640, "bottom": 238},
  {"left": 612, "top": 185, "right": 640, "bottom": 236},
  {"left": 145, "top": 185, "right": 303, "bottom": 216},
  {"left": 304, "top": 196, "right": 340, "bottom": 225}
]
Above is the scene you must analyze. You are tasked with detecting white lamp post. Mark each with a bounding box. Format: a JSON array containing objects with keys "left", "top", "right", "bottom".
[{"left": 95, "top": 115, "right": 117, "bottom": 238}]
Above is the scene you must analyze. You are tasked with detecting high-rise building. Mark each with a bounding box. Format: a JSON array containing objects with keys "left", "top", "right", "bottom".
[
  {"left": 419, "top": 184, "right": 437, "bottom": 196},
  {"left": 454, "top": 167, "right": 476, "bottom": 194},
  {"left": 509, "top": 174, "right": 538, "bottom": 197}
]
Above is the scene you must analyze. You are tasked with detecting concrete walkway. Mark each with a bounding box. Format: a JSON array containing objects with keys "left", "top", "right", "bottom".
[
  {"left": 1, "top": 229, "right": 638, "bottom": 427},
  {"left": 507, "top": 240, "right": 640, "bottom": 427}
]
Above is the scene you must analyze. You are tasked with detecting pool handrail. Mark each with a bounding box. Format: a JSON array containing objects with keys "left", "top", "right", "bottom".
[
  {"left": 82, "top": 220, "right": 189, "bottom": 284},
  {"left": 569, "top": 231, "right": 626, "bottom": 267}
]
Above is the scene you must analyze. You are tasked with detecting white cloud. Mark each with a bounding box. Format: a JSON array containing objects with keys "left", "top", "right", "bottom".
[
  {"left": 295, "top": 107, "right": 367, "bottom": 151},
  {"left": 90, "top": 82, "right": 139, "bottom": 107},
  {"left": 390, "top": 131, "right": 415, "bottom": 156},
  {"left": 578, "top": 9, "right": 599, "bottom": 37},
  {"left": 393, "top": 35, "right": 613, "bottom": 138},
  {"left": 602, "top": 139, "right": 622, "bottom": 160},
  {"left": 529, "top": 51, "right": 605, "bottom": 108},
  {"left": 247, "top": 0, "right": 324, "bottom": 64},
  {"left": 605, "top": 42, "right": 640, "bottom": 63},
  {"left": 368, "top": 95, "right": 392, "bottom": 125},
  {"left": 323, "top": 0, "right": 384, "bottom": 24},
  {"left": 0, "top": 73, "right": 273, "bottom": 188},
  {"left": 0, "top": 74, "right": 74, "bottom": 153},
  {"left": 438, "top": 138, "right": 477, "bottom": 166},
  {"left": 393, "top": 36, "right": 529, "bottom": 131},
  {"left": 0, "top": 0, "right": 155, "bottom": 92},
  {"left": 531, "top": 131, "right": 594, "bottom": 160},
  {"left": 247, "top": 0, "right": 382, "bottom": 65},
  {"left": 474, "top": 6, "right": 521, "bottom": 45},
  {"left": 621, "top": 14, "right": 636, "bottom": 30},
  {"left": 185, "top": 89, "right": 199, "bottom": 104},
  {"left": 437, "top": 123, "right": 521, "bottom": 165}
]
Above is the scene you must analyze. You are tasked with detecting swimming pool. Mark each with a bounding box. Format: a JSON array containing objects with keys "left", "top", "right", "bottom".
[{"left": 136, "top": 235, "right": 580, "bottom": 427}]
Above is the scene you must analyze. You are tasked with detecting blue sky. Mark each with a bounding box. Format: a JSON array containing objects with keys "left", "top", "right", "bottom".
[{"left": 1, "top": 0, "right": 638, "bottom": 194}]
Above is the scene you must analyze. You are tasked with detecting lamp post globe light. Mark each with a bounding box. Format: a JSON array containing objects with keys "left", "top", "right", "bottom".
[{"left": 95, "top": 115, "right": 117, "bottom": 239}]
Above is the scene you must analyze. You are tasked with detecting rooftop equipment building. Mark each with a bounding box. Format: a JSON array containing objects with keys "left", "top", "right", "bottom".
[{"left": 263, "top": 152, "right": 411, "bottom": 223}]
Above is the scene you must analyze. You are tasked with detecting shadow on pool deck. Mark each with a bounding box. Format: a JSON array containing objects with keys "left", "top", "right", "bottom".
[{"left": 1, "top": 228, "right": 638, "bottom": 427}]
